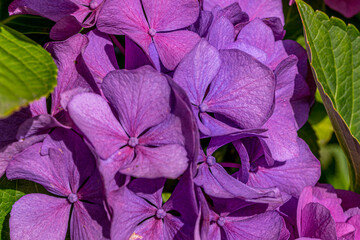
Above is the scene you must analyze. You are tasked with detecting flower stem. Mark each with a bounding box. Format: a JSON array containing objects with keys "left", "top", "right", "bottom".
[{"left": 110, "top": 35, "right": 125, "bottom": 55}]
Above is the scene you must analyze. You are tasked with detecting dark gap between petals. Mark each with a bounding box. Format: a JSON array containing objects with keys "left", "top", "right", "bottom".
[
  {"left": 137, "top": 215, "right": 155, "bottom": 226},
  {"left": 140, "top": 0, "right": 151, "bottom": 28},
  {"left": 167, "top": 210, "right": 181, "bottom": 217},
  {"left": 76, "top": 175, "right": 90, "bottom": 193}
]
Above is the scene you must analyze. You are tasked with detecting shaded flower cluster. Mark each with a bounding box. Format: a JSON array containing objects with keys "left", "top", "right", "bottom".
[{"left": 1, "top": 0, "right": 360, "bottom": 239}]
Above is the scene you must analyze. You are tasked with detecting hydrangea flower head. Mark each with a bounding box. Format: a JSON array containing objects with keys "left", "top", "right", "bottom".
[{"left": 68, "top": 66, "right": 197, "bottom": 184}]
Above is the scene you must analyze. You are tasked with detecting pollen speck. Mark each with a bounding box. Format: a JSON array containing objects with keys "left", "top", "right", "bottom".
[{"left": 129, "top": 233, "right": 143, "bottom": 240}]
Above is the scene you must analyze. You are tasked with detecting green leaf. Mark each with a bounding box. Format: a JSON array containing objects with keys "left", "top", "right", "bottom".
[
  {"left": 320, "top": 144, "right": 350, "bottom": 190},
  {"left": 0, "top": 24, "right": 57, "bottom": 118},
  {"left": 298, "top": 122, "right": 320, "bottom": 158},
  {"left": 0, "top": 176, "right": 47, "bottom": 239},
  {"left": 296, "top": 0, "right": 360, "bottom": 192},
  {"left": 2, "top": 15, "right": 53, "bottom": 35},
  {"left": 282, "top": 0, "right": 325, "bottom": 40}
]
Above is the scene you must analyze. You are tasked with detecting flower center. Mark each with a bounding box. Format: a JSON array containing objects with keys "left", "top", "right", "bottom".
[
  {"left": 206, "top": 156, "right": 216, "bottom": 166},
  {"left": 217, "top": 217, "right": 226, "bottom": 227},
  {"left": 199, "top": 103, "right": 208, "bottom": 113},
  {"left": 148, "top": 28, "right": 157, "bottom": 37},
  {"left": 68, "top": 193, "right": 78, "bottom": 203},
  {"left": 250, "top": 162, "right": 258, "bottom": 172},
  {"left": 89, "top": 0, "right": 101, "bottom": 9},
  {"left": 156, "top": 208, "right": 167, "bottom": 219},
  {"left": 128, "top": 137, "right": 139, "bottom": 148}
]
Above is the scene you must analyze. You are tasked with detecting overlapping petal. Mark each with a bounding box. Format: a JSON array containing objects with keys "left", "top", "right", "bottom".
[
  {"left": 68, "top": 93, "right": 128, "bottom": 160},
  {"left": 102, "top": 66, "right": 171, "bottom": 137},
  {"left": 10, "top": 194, "right": 70, "bottom": 240}
]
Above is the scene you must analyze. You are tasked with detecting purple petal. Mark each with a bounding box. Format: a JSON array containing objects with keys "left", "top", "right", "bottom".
[
  {"left": 194, "top": 163, "right": 281, "bottom": 203},
  {"left": 120, "top": 145, "right": 188, "bottom": 179},
  {"left": 261, "top": 102, "right": 298, "bottom": 161},
  {"left": 154, "top": 30, "right": 201, "bottom": 70},
  {"left": 299, "top": 203, "right": 337, "bottom": 240},
  {"left": 247, "top": 138, "right": 320, "bottom": 198},
  {"left": 173, "top": 39, "right": 221, "bottom": 105},
  {"left": 189, "top": 10, "right": 214, "bottom": 37},
  {"left": 128, "top": 178, "right": 166, "bottom": 208},
  {"left": 10, "top": 194, "right": 70, "bottom": 240},
  {"left": 142, "top": 0, "right": 199, "bottom": 31},
  {"left": 67, "top": 92, "right": 128, "bottom": 160},
  {"left": 29, "top": 97, "right": 47, "bottom": 116},
  {"left": 129, "top": 218, "right": 163, "bottom": 239},
  {"left": 163, "top": 214, "right": 193, "bottom": 239},
  {"left": 212, "top": 2, "right": 249, "bottom": 25},
  {"left": 208, "top": 17, "right": 235, "bottom": 49},
  {"left": 50, "top": 15, "right": 82, "bottom": 41},
  {"left": 297, "top": 185, "right": 347, "bottom": 226},
  {"left": 97, "top": 0, "right": 151, "bottom": 50},
  {"left": 8, "top": 0, "right": 89, "bottom": 22},
  {"left": 125, "top": 36, "right": 153, "bottom": 70},
  {"left": 16, "top": 114, "right": 69, "bottom": 140},
  {"left": 223, "top": 211, "right": 283, "bottom": 240},
  {"left": 335, "top": 189, "right": 360, "bottom": 211},
  {"left": 203, "top": 0, "right": 284, "bottom": 24},
  {"left": 238, "top": 0, "right": 284, "bottom": 24},
  {"left": 109, "top": 187, "right": 157, "bottom": 239},
  {"left": 42, "top": 128, "right": 97, "bottom": 194},
  {"left": 348, "top": 215, "right": 360, "bottom": 239},
  {"left": 45, "top": 34, "right": 92, "bottom": 116},
  {"left": 0, "top": 108, "right": 31, "bottom": 149},
  {"left": 163, "top": 169, "right": 198, "bottom": 231},
  {"left": 208, "top": 224, "right": 221, "bottom": 239},
  {"left": 167, "top": 79, "right": 200, "bottom": 165},
  {"left": 83, "top": 29, "right": 118, "bottom": 84},
  {"left": 101, "top": 66, "right": 171, "bottom": 137},
  {"left": 70, "top": 201, "right": 110, "bottom": 240},
  {"left": 324, "top": 0, "right": 360, "bottom": 18},
  {"left": 7, "top": 143, "right": 71, "bottom": 196},
  {"left": 336, "top": 222, "right": 355, "bottom": 239},
  {"left": 0, "top": 134, "right": 46, "bottom": 178},
  {"left": 98, "top": 147, "right": 134, "bottom": 194},
  {"left": 232, "top": 18, "right": 275, "bottom": 63},
  {"left": 139, "top": 115, "right": 185, "bottom": 147},
  {"left": 262, "top": 17, "right": 285, "bottom": 41},
  {"left": 204, "top": 49, "right": 275, "bottom": 129},
  {"left": 77, "top": 170, "right": 104, "bottom": 204}
]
